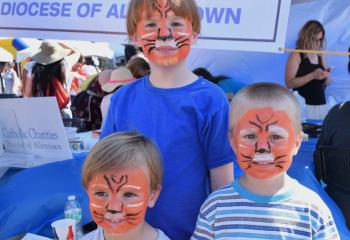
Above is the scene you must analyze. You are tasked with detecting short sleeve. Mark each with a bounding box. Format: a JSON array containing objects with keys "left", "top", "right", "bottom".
[
  {"left": 312, "top": 204, "right": 340, "bottom": 239},
  {"left": 191, "top": 212, "right": 215, "bottom": 240},
  {"left": 203, "top": 102, "right": 234, "bottom": 169}
]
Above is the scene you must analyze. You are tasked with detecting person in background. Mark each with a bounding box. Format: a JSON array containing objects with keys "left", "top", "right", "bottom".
[
  {"left": 101, "top": 0, "right": 234, "bottom": 239},
  {"left": 70, "top": 55, "right": 88, "bottom": 98},
  {"left": 1, "top": 62, "right": 21, "bottom": 95},
  {"left": 214, "top": 75, "right": 246, "bottom": 101},
  {"left": 285, "top": 20, "right": 331, "bottom": 120},
  {"left": 21, "top": 57, "right": 36, "bottom": 96},
  {"left": 84, "top": 56, "right": 100, "bottom": 75},
  {"left": 348, "top": 46, "right": 350, "bottom": 73},
  {"left": 192, "top": 67, "right": 214, "bottom": 82},
  {"left": 0, "top": 48, "right": 14, "bottom": 94},
  {"left": 81, "top": 132, "right": 170, "bottom": 240},
  {"left": 193, "top": 67, "right": 246, "bottom": 101},
  {"left": 24, "top": 40, "right": 80, "bottom": 118},
  {"left": 192, "top": 83, "right": 340, "bottom": 239},
  {"left": 124, "top": 44, "right": 140, "bottom": 63},
  {"left": 314, "top": 51, "right": 350, "bottom": 229},
  {"left": 100, "top": 67, "right": 135, "bottom": 126},
  {"left": 70, "top": 70, "right": 111, "bottom": 132},
  {"left": 0, "top": 62, "right": 7, "bottom": 93},
  {"left": 126, "top": 57, "right": 151, "bottom": 79}
]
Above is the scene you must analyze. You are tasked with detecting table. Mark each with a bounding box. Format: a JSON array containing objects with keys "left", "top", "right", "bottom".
[{"left": 1, "top": 138, "right": 349, "bottom": 239}]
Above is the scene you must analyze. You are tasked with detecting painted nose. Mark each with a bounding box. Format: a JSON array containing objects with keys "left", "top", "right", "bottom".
[
  {"left": 157, "top": 23, "right": 171, "bottom": 41},
  {"left": 256, "top": 136, "right": 270, "bottom": 153},
  {"left": 106, "top": 200, "right": 123, "bottom": 214},
  {"left": 158, "top": 34, "right": 171, "bottom": 41}
]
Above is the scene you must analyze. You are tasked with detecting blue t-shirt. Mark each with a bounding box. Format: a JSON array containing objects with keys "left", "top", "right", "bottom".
[{"left": 101, "top": 76, "right": 234, "bottom": 240}]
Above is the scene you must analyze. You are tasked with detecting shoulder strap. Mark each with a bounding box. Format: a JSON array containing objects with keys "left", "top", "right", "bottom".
[{"left": 318, "top": 55, "right": 324, "bottom": 67}]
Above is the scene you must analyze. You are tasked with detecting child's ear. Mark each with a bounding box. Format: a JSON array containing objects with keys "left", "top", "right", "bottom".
[
  {"left": 131, "top": 35, "right": 141, "bottom": 48},
  {"left": 191, "top": 32, "right": 199, "bottom": 44},
  {"left": 147, "top": 184, "right": 162, "bottom": 208},
  {"left": 293, "top": 132, "right": 303, "bottom": 156}
]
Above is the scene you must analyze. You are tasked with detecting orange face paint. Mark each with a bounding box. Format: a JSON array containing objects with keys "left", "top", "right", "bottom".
[
  {"left": 135, "top": 0, "right": 193, "bottom": 66},
  {"left": 233, "top": 108, "right": 297, "bottom": 179},
  {"left": 87, "top": 168, "right": 150, "bottom": 234}
]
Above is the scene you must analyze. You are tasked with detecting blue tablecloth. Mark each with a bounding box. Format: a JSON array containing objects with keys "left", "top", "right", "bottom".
[
  {"left": 1, "top": 140, "right": 349, "bottom": 239},
  {"left": 0, "top": 152, "right": 91, "bottom": 239}
]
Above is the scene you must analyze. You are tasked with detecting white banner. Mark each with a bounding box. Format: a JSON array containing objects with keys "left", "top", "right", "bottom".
[
  {"left": 0, "top": 97, "right": 72, "bottom": 169},
  {"left": 0, "top": 0, "right": 291, "bottom": 52}
]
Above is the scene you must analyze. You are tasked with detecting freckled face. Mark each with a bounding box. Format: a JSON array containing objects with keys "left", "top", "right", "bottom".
[
  {"left": 135, "top": 0, "right": 194, "bottom": 66},
  {"left": 233, "top": 108, "right": 297, "bottom": 179},
  {"left": 87, "top": 168, "right": 150, "bottom": 234}
]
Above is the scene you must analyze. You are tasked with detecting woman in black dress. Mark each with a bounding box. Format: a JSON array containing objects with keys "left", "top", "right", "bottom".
[{"left": 285, "top": 20, "right": 331, "bottom": 120}]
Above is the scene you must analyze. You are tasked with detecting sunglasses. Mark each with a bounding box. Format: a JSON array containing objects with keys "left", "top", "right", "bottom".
[{"left": 316, "top": 37, "right": 324, "bottom": 42}]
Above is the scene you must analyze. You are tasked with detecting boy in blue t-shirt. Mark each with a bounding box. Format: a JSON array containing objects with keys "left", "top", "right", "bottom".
[
  {"left": 100, "top": 0, "right": 234, "bottom": 239},
  {"left": 192, "top": 83, "right": 340, "bottom": 239}
]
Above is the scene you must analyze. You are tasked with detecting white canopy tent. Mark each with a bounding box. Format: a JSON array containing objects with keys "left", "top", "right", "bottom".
[
  {"left": 0, "top": 47, "right": 13, "bottom": 62},
  {"left": 187, "top": 0, "right": 350, "bottom": 108}
]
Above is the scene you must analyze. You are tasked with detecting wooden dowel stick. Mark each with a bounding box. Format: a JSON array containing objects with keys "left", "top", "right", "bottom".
[{"left": 279, "top": 48, "right": 350, "bottom": 56}]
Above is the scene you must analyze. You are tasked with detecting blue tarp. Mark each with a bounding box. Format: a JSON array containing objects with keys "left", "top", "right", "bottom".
[{"left": 1, "top": 140, "right": 350, "bottom": 239}]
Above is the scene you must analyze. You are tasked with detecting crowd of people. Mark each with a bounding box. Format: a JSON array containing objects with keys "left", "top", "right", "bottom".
[{"left": 1, "top": 0, "right": 350, "bottom": 239}]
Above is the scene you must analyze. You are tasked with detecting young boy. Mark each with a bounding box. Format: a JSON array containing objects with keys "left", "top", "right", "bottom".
[
  {"left": 100, "top": 0, "right": 234, "bottom": 239},
  {"left": 192, "top": 83, "right": 340, "bottom": 239},
  {"left": 81, "top": 132, "right": 170, "bottom": 240}
]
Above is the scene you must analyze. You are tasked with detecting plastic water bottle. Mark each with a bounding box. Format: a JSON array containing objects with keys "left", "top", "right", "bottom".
[{"left": 64, "top": 195, "right": 83, "bottom": 238}]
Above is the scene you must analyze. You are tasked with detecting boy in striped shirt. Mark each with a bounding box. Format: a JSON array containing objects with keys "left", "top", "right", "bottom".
[{"left": 192, "top": 83, "right": 340, "bottom": 240}]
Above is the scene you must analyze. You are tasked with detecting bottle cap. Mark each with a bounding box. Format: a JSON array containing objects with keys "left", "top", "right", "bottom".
[{"left": 68, "top": 195, "right": 76, "bottom": 201}]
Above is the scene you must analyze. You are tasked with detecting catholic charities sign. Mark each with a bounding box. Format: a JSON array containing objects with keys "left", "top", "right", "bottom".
[
  {"left": 0, "top": 97, "right": 72, "bottom": 169},
  {"left": 0, "top": 0, "right": 291, "bottom": 52}
]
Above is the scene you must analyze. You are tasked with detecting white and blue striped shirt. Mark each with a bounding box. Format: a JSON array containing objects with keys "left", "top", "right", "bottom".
[{"left": 191, "top": 179, "right": 340, "bottom": 240}]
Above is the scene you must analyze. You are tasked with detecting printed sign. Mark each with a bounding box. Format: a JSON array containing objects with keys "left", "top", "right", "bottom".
[
  {"left": 0, "top": 0, "right": 291, "bottom": 52},
  {"left": 0, "top": 97, "right": 72, "bottom": 169}
]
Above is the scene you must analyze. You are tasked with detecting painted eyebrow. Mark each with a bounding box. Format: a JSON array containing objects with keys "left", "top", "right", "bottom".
[
  {"left": 239, "top": 128, "right": 257, "bottom": 135},
  {"left": 268, "top": 125, "right": 289, "bottom": 136},
  {"left": 121, "top": 185, "right": 141, "bottom": 190},
  {"left": 266, "top": 121, "right": 278, "bottom": 131},
  {"left": 90, "top": 184, "right": 109, "bottom": 189}
]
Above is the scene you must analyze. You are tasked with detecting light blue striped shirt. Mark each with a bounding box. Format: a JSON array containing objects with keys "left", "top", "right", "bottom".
[{"left": 191, "top": 179, "right": 340, "bottom": 240}]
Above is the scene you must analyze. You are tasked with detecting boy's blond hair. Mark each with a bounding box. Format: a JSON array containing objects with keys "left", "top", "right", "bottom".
[
  {"left": 229, "top": 82, "right": 302, "bottom": 134},
  {"left": 82, "top": 132, "right": 163, "bottom": 191},
  {"left": 126, "top": 0, "right": 201, "bottom": 39}
]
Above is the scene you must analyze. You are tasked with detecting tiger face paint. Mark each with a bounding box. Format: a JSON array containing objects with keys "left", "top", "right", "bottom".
[
  {"left": 134, "top": 0, "right": 194, "bottom": 66},
  {"left": 232, "top": 108, "right": 297, "bottom": 179},
  {"left": 87, "top": 168, "right": 150, "bottom": 234}
]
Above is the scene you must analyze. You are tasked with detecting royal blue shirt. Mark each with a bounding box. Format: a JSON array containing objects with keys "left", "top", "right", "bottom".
[{"left": 101, "top": 76, "right": 233, "bottom": 239}]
